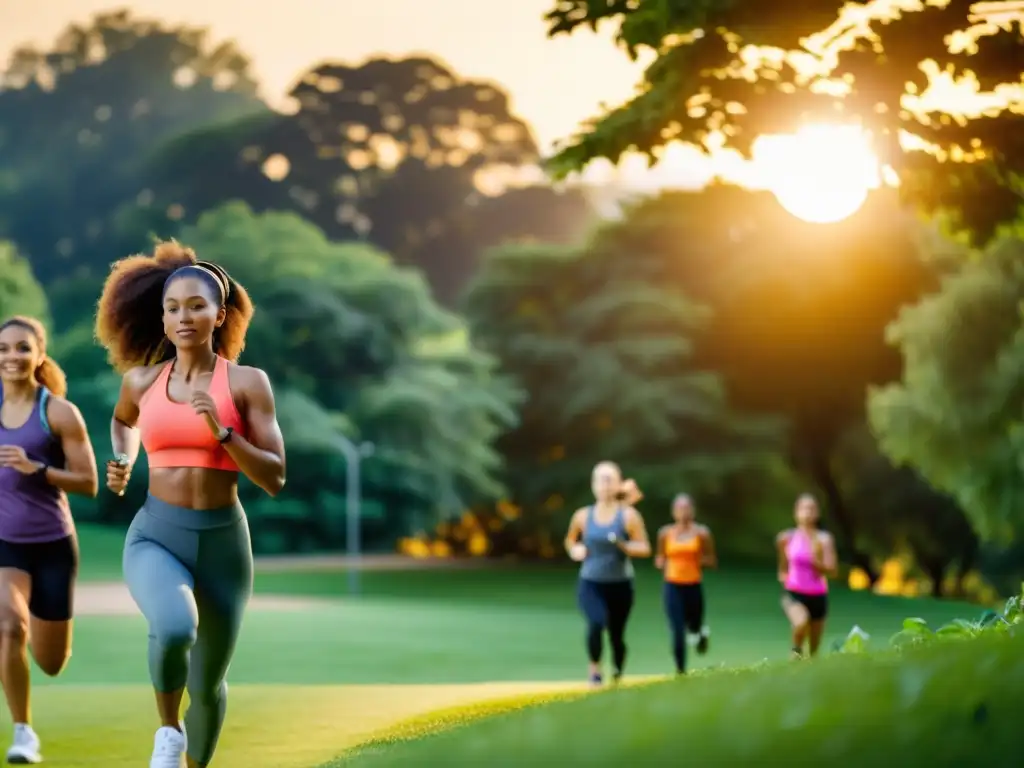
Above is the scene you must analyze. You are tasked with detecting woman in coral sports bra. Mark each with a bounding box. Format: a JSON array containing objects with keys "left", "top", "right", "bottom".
[
  {"left": 655, "top": 494, "right": 716, "bottom": 675},
  {"left": 95, "top": 242, "right": 286, "bottom": 768}
]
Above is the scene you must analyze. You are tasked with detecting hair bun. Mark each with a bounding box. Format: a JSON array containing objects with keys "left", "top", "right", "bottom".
[{"left": 153, "top": 240, "right": 197, "bottom": 267}]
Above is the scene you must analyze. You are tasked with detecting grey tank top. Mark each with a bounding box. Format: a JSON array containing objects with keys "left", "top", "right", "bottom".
[{"left": 579, "top": 505, "right": 633, "bottom": 582}]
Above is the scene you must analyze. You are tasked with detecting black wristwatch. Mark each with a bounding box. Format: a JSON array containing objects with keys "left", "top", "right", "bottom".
[
  {"left": 217, "top": 427, "right": 234, "bottom": 445},
  {"left": 33, "top": 462, "right": 48, "bottom": 477}
]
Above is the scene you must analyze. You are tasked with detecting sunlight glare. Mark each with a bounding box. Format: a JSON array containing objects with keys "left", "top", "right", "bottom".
[{"left": 754, "top": 124, "right": 881, "bottom": 223}]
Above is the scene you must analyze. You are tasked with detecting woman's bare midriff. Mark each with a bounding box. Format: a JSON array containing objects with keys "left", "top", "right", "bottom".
[{"left": 148, "top": 466, "right": 240, "bottom": 510}]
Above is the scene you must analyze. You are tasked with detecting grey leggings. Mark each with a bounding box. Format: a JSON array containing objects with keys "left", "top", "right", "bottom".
[{"left": 123, "top": 495, "right": 253, "bottom": 764}]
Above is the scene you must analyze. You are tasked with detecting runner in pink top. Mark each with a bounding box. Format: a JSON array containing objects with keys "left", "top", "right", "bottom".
[{"left": 776, "top": 494, "right": 837, "bottom": 658}]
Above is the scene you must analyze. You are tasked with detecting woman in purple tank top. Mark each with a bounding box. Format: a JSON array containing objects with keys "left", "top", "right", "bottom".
[
  {"left": 0, "top": 316, "right": 98, "bottom": 763},
  {"left": 775, "top": 493, "right": 837, "bottom": 659}
]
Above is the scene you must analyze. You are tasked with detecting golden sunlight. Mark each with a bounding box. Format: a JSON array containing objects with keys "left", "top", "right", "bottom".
[{"left": 753, "top": 124, "right": 882, "bottom": 223}]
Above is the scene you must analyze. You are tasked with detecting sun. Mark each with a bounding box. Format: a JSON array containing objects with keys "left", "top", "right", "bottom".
[{"left": 754, "top": 124, "right": 881, "bottom": 223}]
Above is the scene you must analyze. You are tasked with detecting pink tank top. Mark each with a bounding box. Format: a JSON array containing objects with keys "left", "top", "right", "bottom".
[{"left": 784, "top": 530, "right": 828, "bottom": 595}]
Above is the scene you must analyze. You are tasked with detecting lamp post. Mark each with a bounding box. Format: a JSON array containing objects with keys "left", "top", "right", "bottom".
[{"left": 333, "top": 435, "right": 375, "bottom": 595}]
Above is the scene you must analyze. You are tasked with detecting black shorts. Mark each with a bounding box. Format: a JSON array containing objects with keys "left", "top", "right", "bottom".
[
  {"left": 786, "top": 589, "right": 828, "bottom": 621},
  {"left": 0, "top": 536, "right": 78, "bottom": 621}
]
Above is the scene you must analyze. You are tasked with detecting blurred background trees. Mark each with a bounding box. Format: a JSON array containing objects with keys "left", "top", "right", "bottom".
[{"left": 3, "top": 4, "right": 1023, "bottom": 598}]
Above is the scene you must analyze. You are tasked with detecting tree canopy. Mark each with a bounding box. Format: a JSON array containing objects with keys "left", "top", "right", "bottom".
[
  {"left": 0, "top": 10, "right": 263, "bottom": 285},
  {"left": 463, "top": 209, "right": 781, "bottom": 545},
  {"left": 130, "top": 55, "right": 559, "bottom": 303},
  {"left": 559, "top": 186, "right": 935, "bottom": 575},
  {"left": 544, "top": 0, "right": 1024, "bottom": 240}
]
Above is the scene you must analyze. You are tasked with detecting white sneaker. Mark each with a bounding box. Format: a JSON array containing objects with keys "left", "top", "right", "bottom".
[
  {"left": 6, "top": 723, "right": 42, "bottom": 764},
  {"left": 149, "top": 726, "right": 186, "bottom": 768}
]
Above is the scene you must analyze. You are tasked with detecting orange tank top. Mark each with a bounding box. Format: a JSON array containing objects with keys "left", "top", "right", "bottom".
[
  {"left": 664, "top": 531, "right": 703, "bottom": 585},
  {"left": 137, "top": 357, "right": 245, "bottom": 472}
]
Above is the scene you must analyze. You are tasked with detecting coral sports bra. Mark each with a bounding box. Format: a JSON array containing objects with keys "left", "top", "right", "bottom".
[{"left": 137, "top": 356, "right": 245, "bottom": 472}]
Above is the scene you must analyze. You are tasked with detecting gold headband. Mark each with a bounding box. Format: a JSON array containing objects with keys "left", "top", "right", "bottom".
[{"left": 166, "top": 262, "right": 228, "bottom": 304}]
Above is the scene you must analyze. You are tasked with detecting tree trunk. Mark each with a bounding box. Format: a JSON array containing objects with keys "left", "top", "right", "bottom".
[
  {"left": 808, "top": 454, "right": 880, "bottom": 584},
  {"left": 926, "top": 563, "right": 946, "bottom": 597},
  {"left": 955, "top": 537, "right": 979, "bottom": 596}
]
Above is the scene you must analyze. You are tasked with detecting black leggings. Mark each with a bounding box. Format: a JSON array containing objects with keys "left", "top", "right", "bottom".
[
  {"left": 577, "top": 579, "right": 634, "bottom": 672},
  {"left": 663, "top": 581, "right": 705, "bottom": 673}
]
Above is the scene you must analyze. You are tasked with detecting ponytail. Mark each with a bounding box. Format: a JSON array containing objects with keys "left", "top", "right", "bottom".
[
  {"left": 34, "top": 355, "right": 67, "bottom": 398},
  {"left": 209, "top": 269, "right": 252, "bottom": 362}
]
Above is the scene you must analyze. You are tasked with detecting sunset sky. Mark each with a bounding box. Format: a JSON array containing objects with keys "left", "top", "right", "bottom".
[
  {"left": 4, "top": 0, "right": 723, "bottom": 188},
  {"left": 10, "top": 2, "right": 1009, "bottom": 207}
]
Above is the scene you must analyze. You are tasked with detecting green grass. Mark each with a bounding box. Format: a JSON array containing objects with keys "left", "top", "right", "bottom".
[
  {"left": 28, "top": 683, "right": 591, "bottom": 767},
  {"left": 75, "top": 524, "right": 129, "bottom": 581},
  {"left": 331, "top": 632, "right": 1023, "bottom": 766},
  {"left": 49, "top": 525, "right": 998, "bottom": 765}
]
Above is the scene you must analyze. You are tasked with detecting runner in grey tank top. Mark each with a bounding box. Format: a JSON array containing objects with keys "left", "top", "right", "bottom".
[
  {"left": 565, "top": 461, "right": 652, "bottom": 686},
  {"left": 0, "top": 316, "right": 99, "bottom": 764},
  {"left": 579, "top": 506, "right": 634, "bottom": 582}
]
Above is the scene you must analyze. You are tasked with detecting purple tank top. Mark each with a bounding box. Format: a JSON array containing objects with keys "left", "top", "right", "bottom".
[
  {"left": 0, "top": 388, "right": 73, "bottom": 543},
  {"left": 784, "top": 529, "right": 828, "bottom": 595}
]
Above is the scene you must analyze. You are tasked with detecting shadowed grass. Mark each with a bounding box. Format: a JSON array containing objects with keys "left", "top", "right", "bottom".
[
  {"left": 326, "top": 633, "right": 1023, "bottom": 766},
  {"left": 341, "top": 677, "right": 665, "bottom": 761}
]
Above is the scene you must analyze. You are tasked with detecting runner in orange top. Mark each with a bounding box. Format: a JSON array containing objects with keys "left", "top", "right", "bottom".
[{"left": 655, "top": 494, "right": 717, "bottom": 674}]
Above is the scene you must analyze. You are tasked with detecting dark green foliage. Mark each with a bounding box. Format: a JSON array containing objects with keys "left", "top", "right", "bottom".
[
  {"left": 463, "top": 229, "right": 780, "bottom": 534},
  {"left": 870, "top": 229, "right": 1024, "bottom": 543},
  {"left": 0, "top": 10, "right": 264, "bottom": 284},
  {"left": 0, "top": 242, "right": 49, "bottom": 323},
  {"left": 482, "top": 186, "right": 938, "bottom": 575},
  {"left": 835, "top": 427, "right": 977, "bottom": 596}
]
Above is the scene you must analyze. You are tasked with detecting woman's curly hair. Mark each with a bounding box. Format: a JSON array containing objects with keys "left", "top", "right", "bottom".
[{"left": 95, "top": 241, "right": 254, "bottom": 373}]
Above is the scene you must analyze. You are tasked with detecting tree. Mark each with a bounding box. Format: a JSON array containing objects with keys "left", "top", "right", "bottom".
[
  {"left": 544, "top": 0, "right": 1024, "bottom": 241},
  {"left": 571, "top": 187, "right": 935, "bottom": 579},
  {"left": 134, "top": 55, "right": 545, "bottom": 302},
  {"left": 0, "top": 242, "right": 49, "bottom": 322},
  {"left": 834, "top": 426, "right": 977, "bottom": 596},
  {"left": 0, "top": 10, "right": 264, "bottom": 285},
  {"left": 463, "top": 232, "right": 779, "bottom": 553},
  {"left": 869, "top": 228, "right": 1024, "bottom": 543}
]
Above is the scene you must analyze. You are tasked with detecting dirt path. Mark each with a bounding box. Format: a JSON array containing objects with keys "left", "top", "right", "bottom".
[
  {"left": 73, "top": 582, "right": 334, "bottom": 616},
  {"left": 75, "top": 554, "right": 478, "bottom": 616},
  {"left": 252, "top": 553, "right": 485, "bottom": 572}
]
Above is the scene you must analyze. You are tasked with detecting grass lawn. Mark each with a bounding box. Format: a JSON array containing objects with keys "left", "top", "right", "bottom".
[
  {"left": 25, "top": 525, "right": 989, "bottom": 766},
  {"left": 74, "top": 524, "right": 129, "bottom": 582}
]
